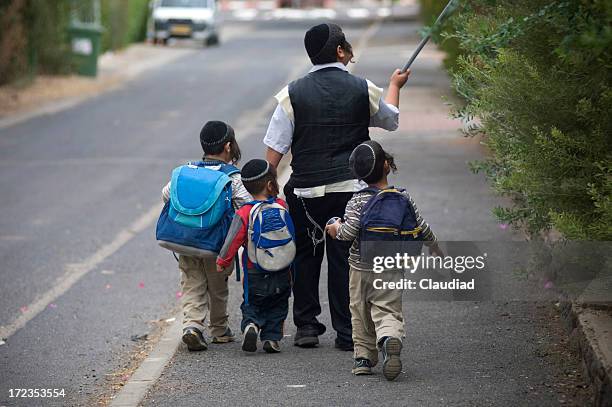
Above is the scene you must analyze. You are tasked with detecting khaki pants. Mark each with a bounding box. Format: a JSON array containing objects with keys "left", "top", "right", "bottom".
[
  {"left": 349, "top": 267, "right": 405, "bottom": 366},
  {"left": 178, "top": 255, "right": 232, "bottom": 337}
]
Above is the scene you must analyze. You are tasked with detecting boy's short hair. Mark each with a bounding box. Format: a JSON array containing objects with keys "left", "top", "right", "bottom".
[
  {"left": 241, "top": 159, "right": 277, "bottom": 195},
  {"left": 200, "top": 121, "right": 241, "bottom": 163},
  {"left": 349, "top": 140, "right": 397, "bottom": 184}
]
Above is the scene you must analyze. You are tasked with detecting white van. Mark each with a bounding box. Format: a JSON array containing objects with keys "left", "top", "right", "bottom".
[{"left": 149, "top": 0, "right": 220, "bottom": 46}]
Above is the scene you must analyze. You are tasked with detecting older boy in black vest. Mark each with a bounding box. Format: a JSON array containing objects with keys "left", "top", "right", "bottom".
[{"left": 264, "top": 23, "right": 410, "bottom": 350}]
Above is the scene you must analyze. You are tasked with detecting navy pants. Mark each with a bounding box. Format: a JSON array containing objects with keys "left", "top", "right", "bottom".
[
  {"left": 240, "top": 269, "right": 291, "bottom": 341},
  {"left": 284, "top": 185, "right": 353, "bottom": 344}
]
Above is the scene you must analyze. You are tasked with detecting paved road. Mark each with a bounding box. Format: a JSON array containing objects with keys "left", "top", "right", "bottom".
[
  {"left": 142, "top": 19, "right": 591, "bottom": 407},
  {"left": 0, "top": 17, "right": 589, "bottom": 407},
  {"left": 0, "top": 19, "right": 360, "bottom": 407}
]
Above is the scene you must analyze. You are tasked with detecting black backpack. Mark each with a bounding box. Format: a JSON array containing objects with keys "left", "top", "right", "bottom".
[{"left": 359, "top": 187, "right": 424, "bottom": 264}]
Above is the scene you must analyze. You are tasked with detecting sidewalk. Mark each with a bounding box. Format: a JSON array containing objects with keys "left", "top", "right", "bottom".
[{"left": 131, "top": 19, "right": 592, "bottom": 407}]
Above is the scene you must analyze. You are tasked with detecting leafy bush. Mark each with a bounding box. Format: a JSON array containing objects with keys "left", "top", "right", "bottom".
[
  {"left": 0, "top": 0, "right": 150, "bottom": 85},
  {"left": 101, "top": 0, "right": 150, "bottom": 52},
  {"left": 0, "top": 0, "right": 29, "bottom": 84},
  {"left": 421, "top": 0, "right": 612, "bottom": 240},
  {"left": 0, "top": 0, "right": 72, "bottom": 85}
]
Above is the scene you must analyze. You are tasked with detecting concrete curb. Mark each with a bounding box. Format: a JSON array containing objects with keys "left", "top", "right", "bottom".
[
  {"left": 561, "top": 302, "right": 612, "bottom": 406},
  {"left": 110, "top": 315, "right": 181, "bottom": 407}
]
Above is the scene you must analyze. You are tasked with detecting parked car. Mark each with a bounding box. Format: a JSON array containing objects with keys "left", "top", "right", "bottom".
[{"left": 148, "top": 0, "right": 220, "bottom": 46}]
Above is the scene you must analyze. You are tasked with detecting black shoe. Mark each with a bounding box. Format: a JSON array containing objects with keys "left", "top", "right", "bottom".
[
  {"left": 334, "top": 338, "right": 354, "bottom": 351},
  {"left": 263, "top": 340, "right": 281, "bottom": 353},
  {"left": 294, "top": 323, "right": 326, "bottom": 348},
  {"left": 182, "top": 327, "right": 208, "bottom": 351},
  {"left": 380, "top": 337, "right": 403, "bottom": 381},
  {"left": 352, "top": 358, "right": 373, "bottom": 375},
  {"left": 242, "top": 323, "right": 259, "bottom": 353}
]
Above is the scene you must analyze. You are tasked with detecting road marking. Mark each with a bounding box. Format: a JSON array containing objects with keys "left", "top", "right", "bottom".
[
  {"left": 0, "top": 203, "right": 162, "bottom": 340},
  {"left": 0, "top": 41, "right": 311, "bottom": 342},
  {"left": 0, "top": 20, "right": 382, "bottom": 406},
  {"left": 351, "top": 18, "right": 382, "bottom": 72}
]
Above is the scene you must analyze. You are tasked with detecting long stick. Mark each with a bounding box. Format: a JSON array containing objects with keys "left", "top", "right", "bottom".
[{"left": 401, "top": 0, "right": 456, "bottom": 72}]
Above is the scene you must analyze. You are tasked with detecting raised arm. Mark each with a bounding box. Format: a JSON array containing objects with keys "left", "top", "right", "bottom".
[{"left": 385, "top": 69, "right": 410, "bottom": 108}]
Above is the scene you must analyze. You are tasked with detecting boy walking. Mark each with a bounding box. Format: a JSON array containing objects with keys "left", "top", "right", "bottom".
[
  {"left": 326, "top": 140, "right": 443, "bottom": 380},
  {"left": 159, "top": 121, "right": 251, "bottom": 351},
  {"left": 217, "top": 159, "right": 295, "bottom": 353}
]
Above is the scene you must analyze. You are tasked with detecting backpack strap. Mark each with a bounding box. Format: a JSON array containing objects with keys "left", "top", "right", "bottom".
[
  {"left": 187, "top": 160, "right": 240, "bottom": 176},
  {"left": 359, "top": 186, "right": 380, "bottom": 194},
  {"left": 218, "top": 163, "right": 240, "bottom": 176}
]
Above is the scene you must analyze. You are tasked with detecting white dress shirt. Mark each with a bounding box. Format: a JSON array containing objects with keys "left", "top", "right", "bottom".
[{"left": 264, "top": 62, "right": 400, "bottom": 198}]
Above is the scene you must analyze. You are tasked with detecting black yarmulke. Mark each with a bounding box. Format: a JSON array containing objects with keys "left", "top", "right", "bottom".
[
  {"left": 304, "top": 23, "right": 346, "bottom": 65},
  {"left": 200, "top": 121, "right": 230, "bottom": 147},
  {"left": 241, "top": 159, "right": 270, "bottom": 182},
  {"left": 349, "top": 140, "right": 385, "bottom": 182}
]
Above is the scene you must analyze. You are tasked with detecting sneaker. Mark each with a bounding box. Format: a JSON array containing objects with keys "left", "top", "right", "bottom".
[
  {"left": 212, "top": 327, "right": 235, "bottom": 344},
  {"left": 262, "top": 340, "right": 281, "bottom": 353},
  {"left": 182, "top": 327, "right": 208, "bottom": 351},
  {"left": 242, "top": 323, "right": 259, "bottom": 352},
  {"left": 294, "top": 323, "right": 326, "bottom": 348},
  {"left": 381, "top": 337, "right": 403, "bottom": 381},
  {"left": 351, "top": 358, "right": 373, "bottom": 375}
]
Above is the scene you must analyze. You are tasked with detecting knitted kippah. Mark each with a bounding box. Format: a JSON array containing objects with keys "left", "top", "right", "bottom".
[
  {"left": 349, "top": 140, "right": 384, "bottom": 181},
  {"left": 200, "top": 121, "right": 230, "bottom": 147},
  {"left": 304, "top": 23, "right": 346, "bottom": 65},
  {"left": 241, "top": 159, "right": 270, "bottom": 182}
]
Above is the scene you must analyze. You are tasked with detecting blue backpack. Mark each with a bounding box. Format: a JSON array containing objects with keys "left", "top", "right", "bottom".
[
  {"left": 246, "top": 198, "right": 296, "bottom": 272},
  {"left": 359, "top": 187, "right": 424, "bottom": 263},
  {"left": 156, "top": 161, "right": 239, "bottom": 257}
]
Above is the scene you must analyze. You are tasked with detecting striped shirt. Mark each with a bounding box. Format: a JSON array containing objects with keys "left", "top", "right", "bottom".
[{"left": 336, "top": 188, "right": 437, "bottom": 272}]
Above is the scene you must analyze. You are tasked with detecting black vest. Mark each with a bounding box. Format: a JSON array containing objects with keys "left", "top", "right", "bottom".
[{"left": 288, "top": 68, "right": 370, "bottom": 188}]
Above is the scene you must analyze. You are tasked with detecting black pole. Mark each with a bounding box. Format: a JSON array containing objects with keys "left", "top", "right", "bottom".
[{"left": 401, "top": 0, "right": 456, "bottom": 73}]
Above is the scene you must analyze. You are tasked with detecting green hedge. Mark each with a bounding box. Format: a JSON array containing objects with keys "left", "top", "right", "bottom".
[
  {"left": 420, "top": 0, "right": 611, "bottom": 240},
  {"left": 100, "top": 0, "right": 150, "bottom": 52},
  {"left": 0, "top": 0, "right": 150, "bottom": 85},
  {"left": 0, "top": 0, "right": 73, "bottom": 85}
]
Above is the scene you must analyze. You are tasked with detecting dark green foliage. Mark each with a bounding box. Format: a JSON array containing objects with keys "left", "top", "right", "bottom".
[
  {"left": 420, "top": 0, "right": 612, "bottom": 240},
  {"left": 100, "top": 0, "right": 150, "bottom": 52},
  {"left": 0, "top": 0, "right": 150, "bottom": 85}
]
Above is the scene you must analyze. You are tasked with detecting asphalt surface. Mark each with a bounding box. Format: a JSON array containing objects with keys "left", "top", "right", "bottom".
[
  {"left": 0, "top": 17, "right": 590, "bottom": 407},
  {"left": 142, "top": 19, "right": 590, "bottom": 407}
]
